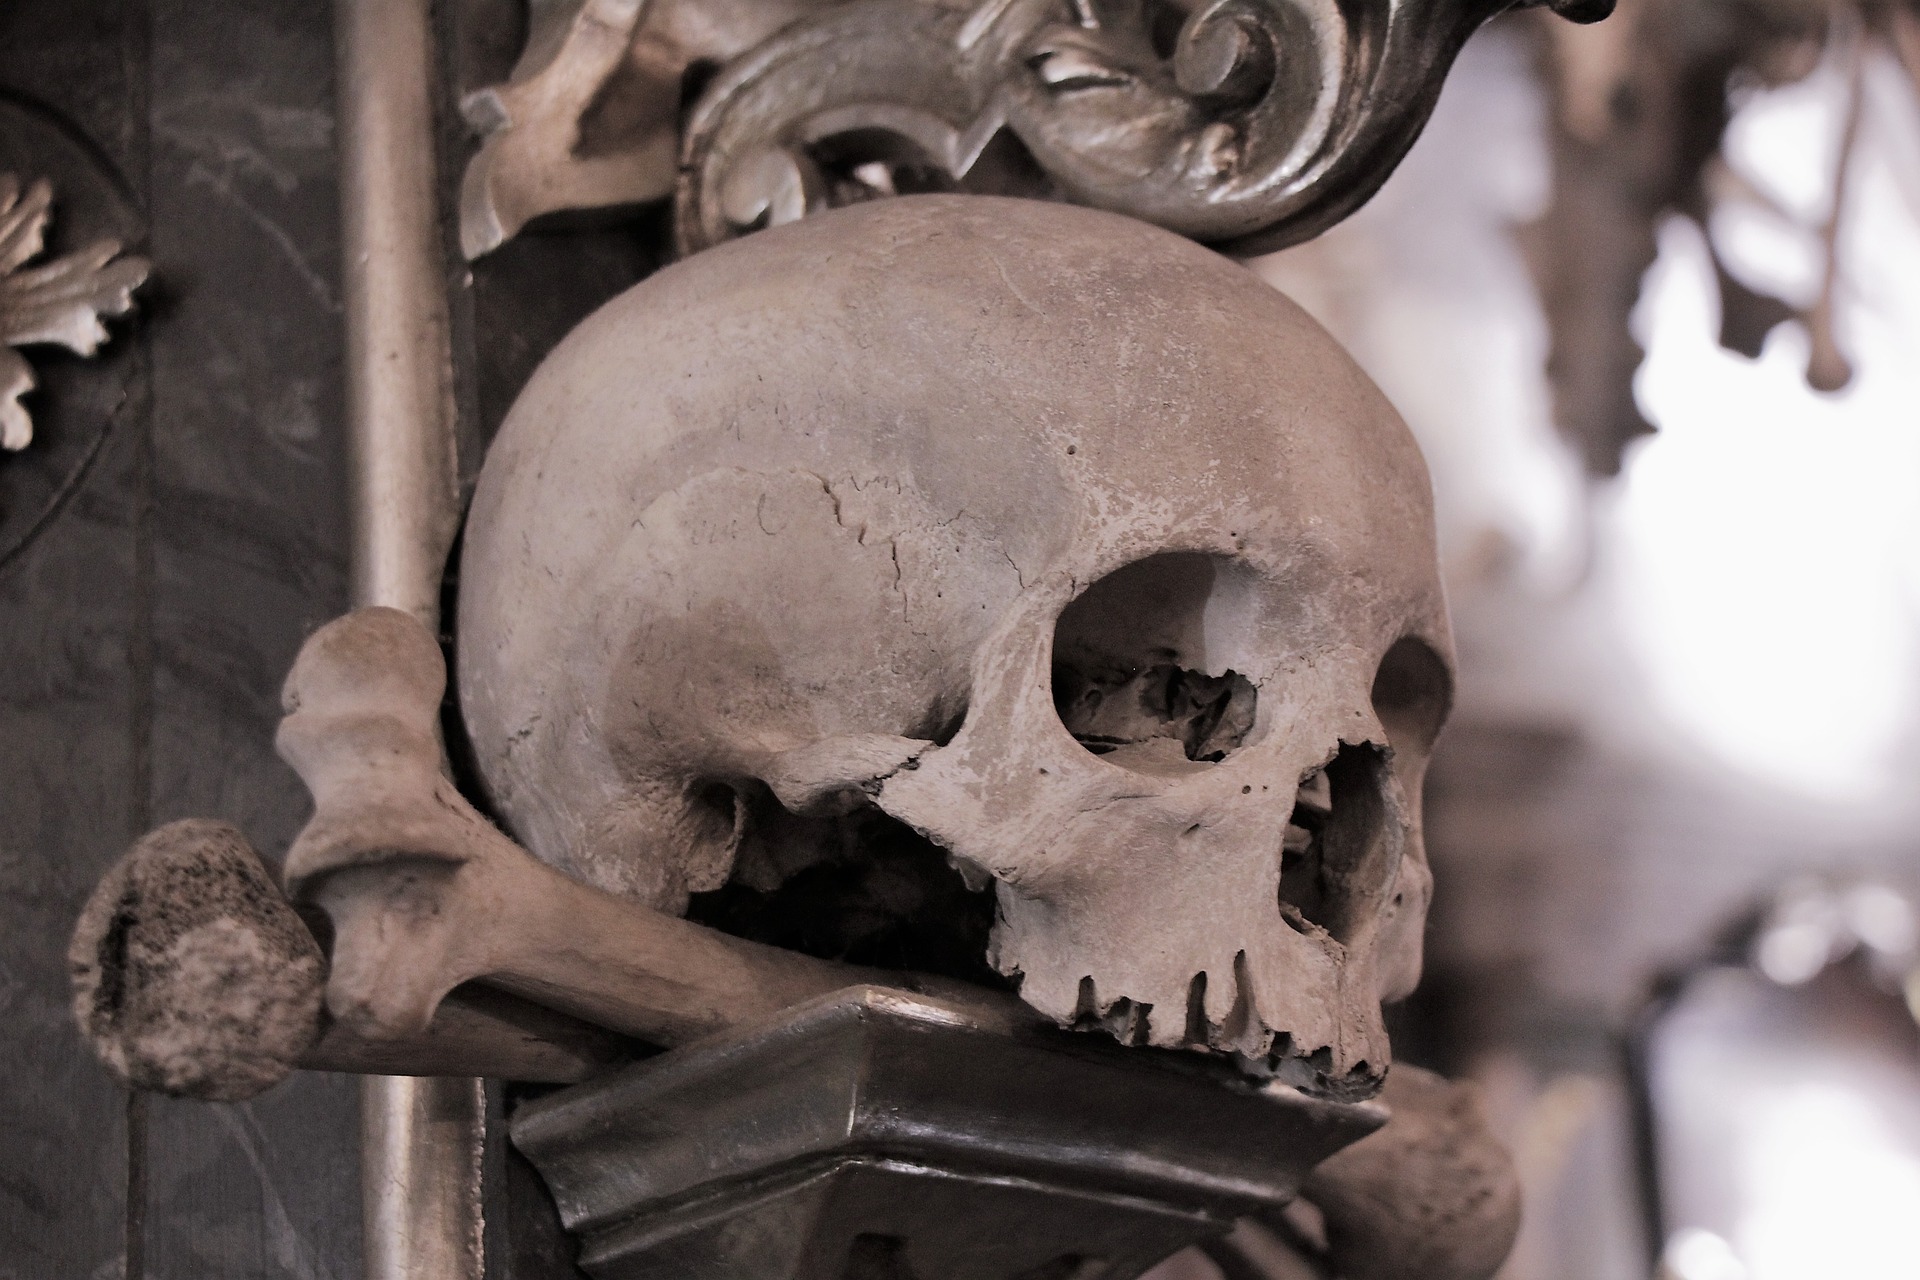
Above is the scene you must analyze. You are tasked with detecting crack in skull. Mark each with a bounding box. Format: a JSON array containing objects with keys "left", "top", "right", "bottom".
[{"left": 454, "top": 196, "right": 1452, "bottom": 1104}]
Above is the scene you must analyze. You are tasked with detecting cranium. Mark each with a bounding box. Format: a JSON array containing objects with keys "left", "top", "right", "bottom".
[{"left": 458, "top": 194, "right": 1451, "bottom": 1099}]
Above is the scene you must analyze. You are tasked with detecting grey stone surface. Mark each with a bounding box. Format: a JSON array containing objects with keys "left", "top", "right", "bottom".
[
  {"left": 142, "top": 3, "right": 359, "bottom": 1277},
  {"left": 0, "top": 3, "right": 655, "bottom": 1274},
  {"left": 0, "top": 1, "right": 360, "bottom": 1276},
  {"left": 0, "top": 7, "right": 148, "bottom": 1277},
  {"left": 0, "top": 382, "right": 139, "bottom": 1280}
]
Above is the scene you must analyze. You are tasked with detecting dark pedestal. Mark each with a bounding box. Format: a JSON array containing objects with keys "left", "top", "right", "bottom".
[{"left": 514, "top": 986, "right": 1381, "bottom": 1280}]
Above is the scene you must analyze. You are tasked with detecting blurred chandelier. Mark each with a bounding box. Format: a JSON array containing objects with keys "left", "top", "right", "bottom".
[{"left": 1636, "top": 878, "right": 1920, "bottom": 1280}]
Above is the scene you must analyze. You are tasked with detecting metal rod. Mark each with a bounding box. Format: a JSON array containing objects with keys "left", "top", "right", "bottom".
[
  {"left": 363, "top": 1077, "right": 488, "bottom": 1280},
  {"left": 336, "top": 0, "right": 461, "bottom": 621},
  {"left": 334, "top": 0, "right": 480, "bottom": 1276}
]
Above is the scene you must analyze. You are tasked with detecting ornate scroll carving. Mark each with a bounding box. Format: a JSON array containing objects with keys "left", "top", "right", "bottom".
[
  {"left": 0, "top": 174, "right": 149, "bottom": 452},
  {"left": 679, "top": 0, "right": 1610, "bottom": 256},
  {"left": 458, "top": 0, "right": 841, "bottom": 258},
  {"left": 462, "top": 0, "right": 1608, "bottom": 261}
]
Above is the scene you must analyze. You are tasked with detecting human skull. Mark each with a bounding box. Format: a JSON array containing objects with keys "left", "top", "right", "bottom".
[{"left": 457, "top": 195, "right": 1452, "bottom": 1098}]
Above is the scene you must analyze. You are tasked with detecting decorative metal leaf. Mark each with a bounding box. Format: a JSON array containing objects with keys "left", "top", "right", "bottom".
[{"left": 0, "top": 174, "right": 150, "bottom": 451}]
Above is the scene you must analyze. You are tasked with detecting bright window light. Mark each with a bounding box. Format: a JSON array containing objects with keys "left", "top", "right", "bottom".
[
  {"left": 1608, "top": 53, "right": 1920, "bottom": 801},
  {"left": 1734, "top": 1081, "right": 1920, "bottom": 1279},
  {"left": 1649, "top": 955, "right": 1920, "bottom": 1280}
]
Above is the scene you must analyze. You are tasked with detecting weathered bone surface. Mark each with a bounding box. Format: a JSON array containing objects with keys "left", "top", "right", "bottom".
[
  {"left": 460, "top": 194, "right": 1454, "bottom": 1100},
  {"left": 71, "top": 607, "right": 992, "bottom": 1100},
  {"left": 1292, "top": 1064, "right": 1521, "bottom": 1280},
  {"left": 71, "top": 818, "right": 326, "bottom": 1101},
  {"left": 278, "top": 608, "right": 948, "bottom": 1047},
  {"left": 69, "top": 817, "right": 638, "bottom": 1098}
]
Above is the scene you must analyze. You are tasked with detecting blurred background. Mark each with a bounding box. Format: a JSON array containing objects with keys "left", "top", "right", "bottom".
[{"left": 1255, "top": 3, "right": 1920, "bottom": 1275}]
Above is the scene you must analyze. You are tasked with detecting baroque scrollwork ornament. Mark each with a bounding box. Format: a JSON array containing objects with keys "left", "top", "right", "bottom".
[
  {"left": 460, "top": 0, "right": 1609, "bottom": 261},
  {"left": 679, "top": 0, "right": 1609, "bottom": 255},
  {"left": 0, "top": 174, "right": 149, "bottom": 452},
  {"left": 458, "top": 0, "right": 837, "bottom": 258}
]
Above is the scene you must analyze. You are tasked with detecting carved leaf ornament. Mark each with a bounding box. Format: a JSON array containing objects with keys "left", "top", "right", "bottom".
[
  {"left": 0, "top": 174, "right": 149, "bottom": 452},
  {"left": 463, "top": 0, "right": 1610, "bottom": 260}
]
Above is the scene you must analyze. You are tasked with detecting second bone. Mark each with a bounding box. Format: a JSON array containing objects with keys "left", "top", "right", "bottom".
[{"left": 277, "top": 606, "right": 947, "bottom": 1048}]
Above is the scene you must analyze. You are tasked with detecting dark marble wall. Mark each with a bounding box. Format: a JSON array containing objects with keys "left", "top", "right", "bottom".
[
  {"left": 0, "top": 3, "right": 669, "bottom": 1275},
  {"left": 0, "top": 2, "right": 359, "bottom": 1276}
]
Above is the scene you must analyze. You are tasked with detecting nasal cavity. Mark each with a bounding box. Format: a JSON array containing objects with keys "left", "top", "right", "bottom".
[
  {"left": 1278, "top": 742, "right": 1392, "bottom": 943},
  {"left": 1051, "top": 552, "right": 1259, "bottom": 771}
]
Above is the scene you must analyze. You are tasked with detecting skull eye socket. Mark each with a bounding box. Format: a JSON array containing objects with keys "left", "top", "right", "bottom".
[
  {"left": 1369, "top": 635, "right": 1452, "bottom": 755},
  {"left": 1050, "top": 552, "right": 1260, "bottom": 770}
]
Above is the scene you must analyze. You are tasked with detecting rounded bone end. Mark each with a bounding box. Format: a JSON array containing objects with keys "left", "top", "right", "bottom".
[
  {"left": 279, "top": 605, "right": 445, "bottom": 725},
  {"left": 1297, "top": 1064, "right": 1521, "bottom": 1280},
  {"left": 69, "top": 818, "right": 325, "bottom": 1102}
]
